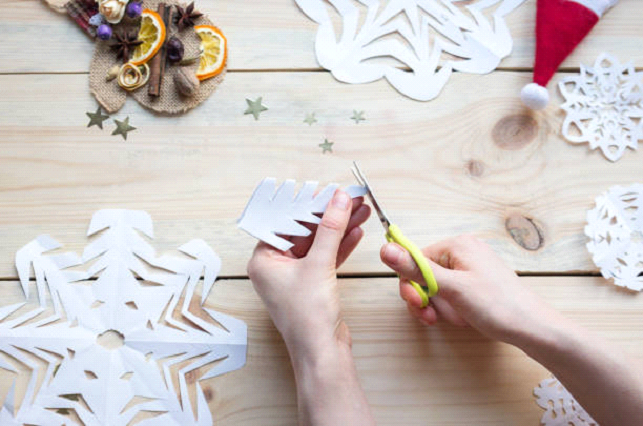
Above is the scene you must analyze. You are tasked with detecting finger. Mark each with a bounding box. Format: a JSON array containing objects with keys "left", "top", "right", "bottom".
[
  {"left": 399, "top": 280, "right": 424, "bottom": 308},
  {"left": 336, "top": 227, "right": 364, "bottom": 267},
  {"left": 381, "top": 242, "right": 458, "bottom": 288},
  {"left": 431, "top": 296, "right": 468, "bottom": 326},
  {"left": 308, "top": 190, "right": 353, "bottom": 265},
  {"left": 407, "top": 303, "right": 438, "bottom": 326},
  {"left": 421, "top": 235, "right": 485, "bottom": 271},
  {"left": 289, "top": 201, "right": 368, "bottom": 259}
]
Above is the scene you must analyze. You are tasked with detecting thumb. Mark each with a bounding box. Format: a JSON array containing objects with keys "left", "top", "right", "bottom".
[
  {"left": 308, "top": 190, "right": 352, "bottom": 265},
  {"left": 380, "top": 242, "right": 458, "bottom": 292}
]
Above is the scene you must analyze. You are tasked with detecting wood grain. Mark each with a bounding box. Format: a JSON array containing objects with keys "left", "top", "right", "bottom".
[
  {"left": 0, "top": 277, "right": 641, "bottom": 425},
  {"left": 1, "top": 71, "right": 642, "bottom": 278},
  {"left": 0, "top": 0, "right": 641, "bottom": 73}
]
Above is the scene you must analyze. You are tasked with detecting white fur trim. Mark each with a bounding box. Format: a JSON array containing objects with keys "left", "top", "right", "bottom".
[
  {"left": 569, "top": 0, "right": 618, "bottom": 16},
  {"left": 521, "top": 83, "right": 549, "bottom": 110}
]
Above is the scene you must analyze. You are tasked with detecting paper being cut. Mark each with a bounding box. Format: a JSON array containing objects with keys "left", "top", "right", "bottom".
[
  {"left": 1, "top": 210, "right": 247, "bottom": 426},
  {"left": 534, "top": 377, "right": 598, "bottom": 426},
  {"left": 559, "top": 53, "right": 643, "bottom": 162},
  {"left": 295, "top": 0, "right": 527, "bottom": 101},
  {"left": 237, "top": 178, "right": 367, "bottom": 251},
  {"left": 585, "top": 184, "right": 643, "bottom": 292}
]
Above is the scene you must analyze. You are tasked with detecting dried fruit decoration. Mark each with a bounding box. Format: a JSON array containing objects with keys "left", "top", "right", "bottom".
[
  {"left": 173, "top": 2, "right": 203, "bottom": 31},
  {"left": 109, "top": 29, "right": 143, "bottom": 62}
]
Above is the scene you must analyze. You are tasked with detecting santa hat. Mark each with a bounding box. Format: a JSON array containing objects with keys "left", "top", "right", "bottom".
[{"left": 521, "top": 0, "right": 618, "bottom": 110}]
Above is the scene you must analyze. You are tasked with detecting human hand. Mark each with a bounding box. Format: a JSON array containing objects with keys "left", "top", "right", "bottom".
[
  {"left": 380, "top": 235, "right": 557, "bottom": 344},
  {"left": 247, "top": 190, "right": 371, "bottom": 357}
]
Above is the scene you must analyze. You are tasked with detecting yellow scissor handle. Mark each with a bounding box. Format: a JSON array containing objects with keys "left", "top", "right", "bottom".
[{"left": 386, "top": 224, "right": 439, "bottom": 308}]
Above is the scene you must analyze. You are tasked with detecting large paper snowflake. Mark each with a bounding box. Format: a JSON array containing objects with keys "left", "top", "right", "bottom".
[
  {"left": 559, "top": 53, "right": 643, "bottom": 162},
  {"left": 0, "top": 210, "right": 247, "bottom": 425},
  {"left": 294, "top": 0, "right": 527, "bottom": 101},
  {"left": 534, "top": 377, "right": 598, "bottom": 426},
  {"left": 585, "top": 184, "right": 643, "bottom": 292}
]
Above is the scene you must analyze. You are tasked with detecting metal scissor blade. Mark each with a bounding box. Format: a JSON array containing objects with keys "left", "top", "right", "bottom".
[{"left": 351, "top": 161, "right": 391, "bottom": 231}]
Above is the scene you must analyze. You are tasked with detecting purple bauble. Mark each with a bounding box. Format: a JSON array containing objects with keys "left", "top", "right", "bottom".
[
  {"left": 126, "top": 1, "right": 143, "bottom": 18},
  {"left": 97, "top": 24, "right": 112, "bottom": 40}
]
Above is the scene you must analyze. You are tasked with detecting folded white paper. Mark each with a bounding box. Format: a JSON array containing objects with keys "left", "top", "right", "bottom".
[
  {"left": 295, "top": 0, "right": 527, "bottom": 101},
  {"left": 1, "top": 210, "right": 247, "bottom": 426},
  {"left": 585, "top": 184, "right": 643, "bottom": 291},
  {"left": 238, "top": 178, "right": 367, "bottom": 251}
]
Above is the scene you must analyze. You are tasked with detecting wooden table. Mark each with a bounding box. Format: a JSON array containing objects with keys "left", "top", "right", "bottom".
[{"left": 1, "top": 0, "right": 642, "bottom": 424}]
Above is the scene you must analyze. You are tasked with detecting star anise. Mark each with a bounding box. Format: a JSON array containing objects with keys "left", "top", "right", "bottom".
[
  {"left": 173, "top": 2, "right": 203, "bottom": 31},
  {"left": 109, "top": 29, "right": 143, "bottom": 63}
]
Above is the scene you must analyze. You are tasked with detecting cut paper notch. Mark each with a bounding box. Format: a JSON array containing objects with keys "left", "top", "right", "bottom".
[
  {"left": 1, "top": 209, "right": 247, "bottom": 426},
  {"left": 295, "top": 0, "right": 527, "bottom": 101},
  {"left": 237, "top": 178, "right": 367, "bottom": 251}
]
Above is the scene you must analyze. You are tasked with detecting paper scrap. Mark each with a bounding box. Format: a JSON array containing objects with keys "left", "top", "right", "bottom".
[
  {"left": 237, "top": 178, "right": 367, "bottom": 251},
  {"left": 559, "top": 53, "right": 643, "bottom": 162},
  {"left": 585, "top": 183, "right": 643, "bottom": 291},
  {"left": 1, "top": 209, "right": 247, "bottom": 426},
  {"left": 295, "top": 0, "right": 527, "bottom": 101},
  {"left": 534, "top": 377, "right": 598, "bottom": 426}
]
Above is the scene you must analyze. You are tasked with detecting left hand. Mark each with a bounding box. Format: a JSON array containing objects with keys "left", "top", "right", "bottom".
[{"left": 247, "top": 190, "right": 371, "bottom": 357}]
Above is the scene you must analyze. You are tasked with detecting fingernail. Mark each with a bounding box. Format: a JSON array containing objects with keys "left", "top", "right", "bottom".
[
  {"left": 383, "top": 244, "right": 403, "bottom": 264},
  {"left": 332, "top": 190, "right": 350, "bottom": 210}
]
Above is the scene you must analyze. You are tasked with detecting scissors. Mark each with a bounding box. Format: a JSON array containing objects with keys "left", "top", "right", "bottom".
[{"left": 351, "top": 161, "right": 438, "bottom": 308}]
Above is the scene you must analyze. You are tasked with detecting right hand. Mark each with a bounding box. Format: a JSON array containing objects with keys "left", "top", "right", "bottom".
[{"left": 380, "top": 235, "right": 556, "bottom": 344}]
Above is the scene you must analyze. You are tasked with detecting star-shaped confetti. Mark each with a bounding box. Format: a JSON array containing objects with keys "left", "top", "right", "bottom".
[
  {"left": 351, "top": 110, "right": 366, "bottom": 124},
  {"left": 244, "top": 97, "right": 268, "bottom": 120},
  {"left": 111, "top": 117, "right": 136, "bottom": 140},
  {"left": 319, "top": 139, "right": 334, "bottom": 154},
  {"left": 86, "top": 107, "right": 110, "bottom": 129},
  {"left": 303, "top": 113, "right": 317, "bottom": 126}
]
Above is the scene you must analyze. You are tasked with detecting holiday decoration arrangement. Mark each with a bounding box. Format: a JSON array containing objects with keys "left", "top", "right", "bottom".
[
  {"left": 48, "top": 0, "right": 227, "bottom": 114},
  {"left": 0, "top": 210, "right": 247, "bottom": 425}
]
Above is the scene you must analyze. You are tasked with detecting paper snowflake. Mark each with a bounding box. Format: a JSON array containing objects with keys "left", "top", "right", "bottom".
[
  {"left": 295, "top": 0, "right": 527, "bottom": 101},
  {"left": 534, "top": 377, "right": 598, "bottom": 426},
  {"left": 559, "top": 53, "right": 643, "bottom": 162},
  {"left": 0, "top": 210, "right": 247, "bottom": 426},
  {"left": 585, "top": 184, "right": 643, "bottom": 291}
]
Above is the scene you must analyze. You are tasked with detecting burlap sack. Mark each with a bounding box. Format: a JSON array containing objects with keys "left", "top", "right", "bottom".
[{"left": 89, "top": 0, "right": 225, "bottom": 115}]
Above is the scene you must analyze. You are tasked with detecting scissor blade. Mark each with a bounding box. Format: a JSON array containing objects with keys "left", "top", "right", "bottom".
[{"left": 351, "top": 161, "right": 391, "bottom": 230}]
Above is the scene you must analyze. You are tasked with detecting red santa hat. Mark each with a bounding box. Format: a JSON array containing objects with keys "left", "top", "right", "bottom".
[{"left": 521, "top": 0, "right": 618, "bottom": 110}]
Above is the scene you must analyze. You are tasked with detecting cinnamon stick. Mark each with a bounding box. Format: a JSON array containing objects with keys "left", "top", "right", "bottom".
[{"left": 148, "top": 3, "right": 170, "bottom": 96}]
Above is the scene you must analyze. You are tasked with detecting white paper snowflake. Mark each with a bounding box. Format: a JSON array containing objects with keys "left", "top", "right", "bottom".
[
  {"left": 295, "top": 0, "right": 527, "bottom": 101},
  {"left": 585, "top": 184, "right": 643, "bottom": 291},
  {"left": 534, "top": 377, "right": 598, "bottom": 426},
  {"left": 0, "top": 210, "right": 247, "bottom": 426},
  {"left": 559, "top": 53, "right": 643, "bottom": 162}
]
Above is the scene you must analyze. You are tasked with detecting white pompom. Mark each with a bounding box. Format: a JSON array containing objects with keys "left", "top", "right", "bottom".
[{"left": 521, "top": 83, "right": 549, "bottom": 110}]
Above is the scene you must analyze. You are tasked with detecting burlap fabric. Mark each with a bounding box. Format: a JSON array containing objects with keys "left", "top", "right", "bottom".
[{"left": 89, "top": 0, "right": 225, "bottom": 114}]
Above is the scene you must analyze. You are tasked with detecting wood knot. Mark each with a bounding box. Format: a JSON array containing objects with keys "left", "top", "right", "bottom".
[
  {"left": 203, "top": 387, "right": 214, "bottom": 402},
  {"left": 492, "top": 115, "right": 538, "bottom": 150},
  {"left": 466, "top": 160, "right": 485, "bottom": 177},
  {"left": 505, "top": 214, "right": 544, "bottom": 251}
]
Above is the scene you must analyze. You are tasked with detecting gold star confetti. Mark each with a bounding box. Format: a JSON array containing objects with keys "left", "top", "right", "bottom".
[
  {"left": 351, "top": 110, "right": 366, "bottom": 124},
  {"left": 319, "top": 138, "right": 334, "bottom": 154},
  {"left": 244, "top": 97, "right": 268, "bottom": 120},
  {"left": 86, "top": 107, "right": 110, "bottom": 129},
  {"left": 112, "top": 117, "right": 136, "bottom": 140},
  {"left": 303, "top": 113, "right": 317, "bottom": 126}
]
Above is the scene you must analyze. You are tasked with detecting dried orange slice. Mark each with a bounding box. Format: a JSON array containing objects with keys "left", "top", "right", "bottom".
[
  {"left": 194, "top": 25, "right": 227, "bottom": 81},
  {"left": 130, "top": 9, "right": 166, "bottom": 66}
]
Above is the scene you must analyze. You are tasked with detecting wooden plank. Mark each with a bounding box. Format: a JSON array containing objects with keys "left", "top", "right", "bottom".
[
  {"left": 1, "top": 71, "right": 642, "bottom": 278},
  {"left": 1, "top": 0, "right": 642, "bottom": 73},
  {"left": 0, "top": 276, "right": 641, "bottom": 425}
]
